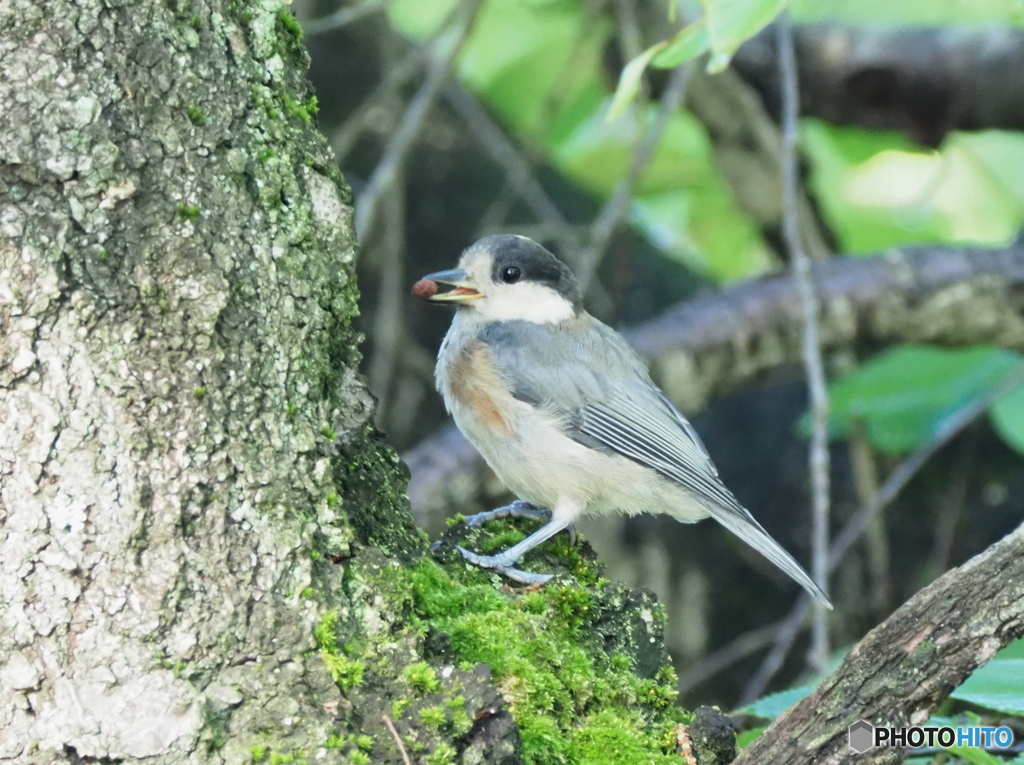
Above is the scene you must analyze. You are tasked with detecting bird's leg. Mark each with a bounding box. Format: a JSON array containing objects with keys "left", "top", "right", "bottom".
[
  {"left": 455, "top": 514, "right": 574, "bottom": 585},
  {"left": 461, "top": 500, "right": 577, "bottom": 546}
]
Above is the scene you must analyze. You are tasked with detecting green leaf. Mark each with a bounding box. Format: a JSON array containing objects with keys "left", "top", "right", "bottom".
[
  {"left": 801, "top": 121, "right": 1024, "bottom": 254},
  {"left": 815, "top": 345, "right": 1023, "bottom": 454},
  {"left": 609, "top": 0, "right": 787, "bottom": 112},
  {"left": 650, "top": 19, "right": 710, "bottom": 68},
  {"left": 951, "top": 658, "right": 1024, "bottom": 715},
  {"left": 735, "top": 726, "right": 766, "bottom": 748},
  {"left": 607, "top": 43, "right": 664, "bottom": 121},
  {"left": 944, "top": 746, "right": 1005, "bottom": 765},
  {"left": 607, "top": 15, "right": 709, "bottom": 120},
  {"left": 989, "top": 381, "right": 1024, "bottom": 455},
  {"left": 733, "top": 683, "right": 814, "bottom": 719},
  {"left": 703, "top": 0, "right": 791, "bottom": 73}
]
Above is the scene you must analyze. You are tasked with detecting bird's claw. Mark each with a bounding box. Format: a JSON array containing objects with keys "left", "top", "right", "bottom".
[
  {"left": 463, "top": 500, "right": 550, "bottom": 527},
  {"left": 454, "top": 545, "right": 555, "bottom": 585},
  {"left": 461, "top": 501, "right": 576, "bottom": 546}
]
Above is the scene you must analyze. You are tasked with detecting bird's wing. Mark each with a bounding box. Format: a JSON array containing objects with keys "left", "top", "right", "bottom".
[
  {"left": 479, "top": 317, "right": 719, "bottom": 492},
  {"left": 480, "top": 316, "right": 831, "bottom": 608}
]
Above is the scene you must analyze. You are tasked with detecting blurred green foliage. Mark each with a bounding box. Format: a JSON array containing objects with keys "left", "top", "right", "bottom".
[{"left": 809, "top": 346, "right": 1024, "bottom": 454}]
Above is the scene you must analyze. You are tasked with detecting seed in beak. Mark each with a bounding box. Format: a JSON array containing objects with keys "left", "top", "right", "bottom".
[{"left": 412, "top": 279, "right": 439, "bottom": 299}]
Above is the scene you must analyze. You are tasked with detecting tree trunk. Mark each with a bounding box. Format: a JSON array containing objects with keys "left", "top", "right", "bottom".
[
  {"left": 0, "top": 1, "right": 691, "bottom": 763},
  {"left": 0, "top": 0, "right": 415, "bottom": 759}
]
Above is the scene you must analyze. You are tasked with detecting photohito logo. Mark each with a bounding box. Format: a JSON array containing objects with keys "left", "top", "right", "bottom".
[{"left": 848, "top": 720, "right": 1015, "bottom": 753}]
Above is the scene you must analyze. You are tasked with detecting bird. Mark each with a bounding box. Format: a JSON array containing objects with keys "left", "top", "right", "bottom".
[{"left": 414, "top": 233, "right": 831, "bottom": 608}]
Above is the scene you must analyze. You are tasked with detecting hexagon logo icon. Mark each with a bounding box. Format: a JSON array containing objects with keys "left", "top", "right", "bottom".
[{"left": 849, "top": 720, "right": 874, "bottom": 753}]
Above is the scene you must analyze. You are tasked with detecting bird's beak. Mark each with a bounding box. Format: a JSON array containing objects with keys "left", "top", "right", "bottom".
[{"left": 420, "top": 268, "right": 484, "bottom": 303}]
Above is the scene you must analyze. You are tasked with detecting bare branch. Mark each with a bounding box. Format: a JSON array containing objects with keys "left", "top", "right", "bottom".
[
  {"left": 303, "top": 1, "right": 387, "bottom": 36},
  {"left": 676, "top": 621, "right": 782, "bottom": 697},
  {"left": 354, "top": 0, "right": 481, "bottom": 241},
  {"left": 733, "top": 25, "right": 1024, "bottom": 146},
  {"left": 382, "top": 714, "right": 413, "bottom": 765},
  {"left": 684, "top": 66, "right": 832, "bottom": 262},
  {"left": 444, "top": 82, "right": 582, "bottom": 259},
  {"left": 330, "top": 48, "right": 423, "bottom": 163},
  {"left": 777, "top": 12, "right": 831, "bottom": 673},
  {"left": 575, "top": 63, "right": 691, "bottom": 290}
]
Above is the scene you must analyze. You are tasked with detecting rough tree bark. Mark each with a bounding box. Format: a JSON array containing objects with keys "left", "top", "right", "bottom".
[
  {"left": 0, "top": 0, "right": 413, "bottom": 759},
  {"left": 0, "top": 0, "right": 697, "bottom": 763}
]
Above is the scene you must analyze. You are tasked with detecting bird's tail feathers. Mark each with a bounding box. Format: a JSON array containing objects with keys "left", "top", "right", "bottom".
[{"left": 709, "top": 505, "right": 833, "bottom": 610}]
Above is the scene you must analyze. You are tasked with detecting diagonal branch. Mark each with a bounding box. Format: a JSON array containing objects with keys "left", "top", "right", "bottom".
[
  {"left": 574, "top": 62, "right": 692, "bottom": 290},
  {"left": 354, "top": 0, "right": 481, "bottom": 241},
  {"left": 734, "top": 518, "right": 1024, "bottom": 765}
]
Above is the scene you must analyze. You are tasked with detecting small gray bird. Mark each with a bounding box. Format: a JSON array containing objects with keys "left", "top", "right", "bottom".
[{"left": 416, "top": 234, "right": 831, "bottom": 608}]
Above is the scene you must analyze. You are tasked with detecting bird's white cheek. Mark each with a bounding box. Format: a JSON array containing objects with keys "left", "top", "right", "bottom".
[{"left": 476, "top": 284, "right": 574, "bottom": 324}]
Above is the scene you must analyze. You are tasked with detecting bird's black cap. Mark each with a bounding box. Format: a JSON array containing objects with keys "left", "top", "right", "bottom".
[{"left": 471, "top": 234, "right": 582, "bottom": 309}]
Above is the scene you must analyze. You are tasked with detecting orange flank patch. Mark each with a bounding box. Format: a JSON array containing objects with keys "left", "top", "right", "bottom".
[{"left": 447, "top": 343, "right": 513, "bottom": 435}]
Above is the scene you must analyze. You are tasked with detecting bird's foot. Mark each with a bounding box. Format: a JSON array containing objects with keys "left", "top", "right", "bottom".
[
  {"left": 462, "top": 501, "right": 576, "bottom": 546},
  {"left": 440, "top": 500, "right": 577, "bottom": 585},
  {"left": 454, "top": 546, "right": 555, "bottom": 585}
]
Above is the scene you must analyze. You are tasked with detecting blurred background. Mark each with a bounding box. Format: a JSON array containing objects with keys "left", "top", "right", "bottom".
[{"left": 292, "top": 0, "right": 1024, "bottom": 724}]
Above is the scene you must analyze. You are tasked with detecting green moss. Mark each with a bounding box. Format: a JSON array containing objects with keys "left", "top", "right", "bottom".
[
  {"left": 419, "top": 705, "right": 447, "bottom": 727},
  {"left": 249, "top": 745, "right": 267, "bottom": 762},
  {"left": 281, "top": 91, "right": 318, "bottom": 125},
  {"left": 314, "top": 611, "right": 365, "bottom": 689},
  {"left": 403, "top": 556, "right": 689, "bottom": 765},
  {"left": 314, "top": 611, "right": 339, "bottom": 651},
  {"left": 186, "top": 105, "right": 208, "bottom": 126},
  {"left": 391, "top": 698, "right": 411, "bottom": 719},
  {"left": 403, "top": 661, "right": 441, "bottom": 695},
  {"left": 319, "top": 424, "right": 336, "bottom": 441},
  {"left": 277, "top": 9, "right": 303, "bottom": 42},
  {"left": 308, "top": 516, "right": 685, "bottom": 764},
  {"left": 336, "top": 432, "right": 425, "bottom": 560},
  {"left": 424, "top": 742, "right": 457, "bottom": 765},
  {"left": 348, "top": 751, "right": 370, "bottom": 765},
  {"left": 321, "top": 653, "right": 365, "bottom": 690},
  {"left": 177, "top": 203, "right": 201, "bottom": 221},
  {"left": 193, "top": 385, "right": 207, "bottom": 398}
]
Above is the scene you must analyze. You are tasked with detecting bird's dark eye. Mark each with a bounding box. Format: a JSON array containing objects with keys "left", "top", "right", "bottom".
[{"left": 500, "top": 265, "right": 522, "bottom": 284}]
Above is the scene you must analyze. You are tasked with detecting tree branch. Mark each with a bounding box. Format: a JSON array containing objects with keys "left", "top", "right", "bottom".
[
  {"left": 734, "top": 519, "right": 1024, "bottom": 765},
  {"left": 733, "top": 25, "right": 1024, "bottom": 147},
  {"left": 406, "top": 242, "right": 1024, "bottom": 525},
  {"left": 777, "top": 13, "right": 832, "bottom": 670}
]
